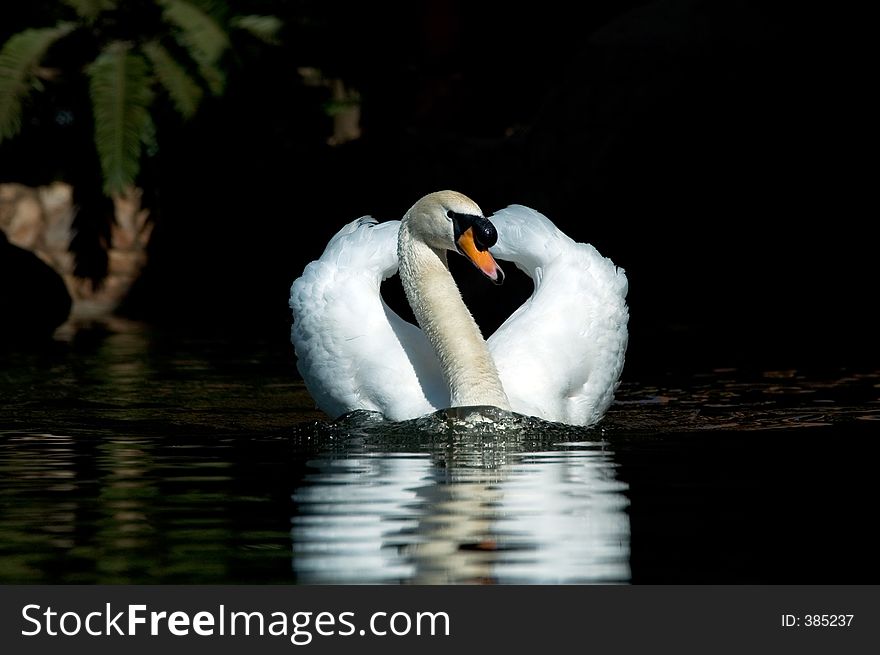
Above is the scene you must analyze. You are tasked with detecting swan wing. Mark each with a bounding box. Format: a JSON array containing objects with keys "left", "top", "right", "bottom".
[
  {"left": 290, "top": 217, "right": 446, "bottom": 420},
  {"left": 487, "top": 205, "right": 629, "bottom": 426}
]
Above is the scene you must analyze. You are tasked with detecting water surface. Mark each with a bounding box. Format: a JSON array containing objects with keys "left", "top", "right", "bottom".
[{"left": 1, "top": 320, "right": 878, "bottom": 583}]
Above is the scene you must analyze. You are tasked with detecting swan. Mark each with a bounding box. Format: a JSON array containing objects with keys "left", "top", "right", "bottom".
[{"left": 289, "top": 190, "right": 628, "bottom": 426}]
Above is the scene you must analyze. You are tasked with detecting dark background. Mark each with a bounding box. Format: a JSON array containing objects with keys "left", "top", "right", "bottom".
[{"left": 2, "top": 0, "right": 875, "bottom": 379}]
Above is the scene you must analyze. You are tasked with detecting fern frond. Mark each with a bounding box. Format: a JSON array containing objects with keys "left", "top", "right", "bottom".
[
  {"left": 61, "top": 0, "right": 116, "bottom": 22},
  {"left": 231, "top": 15, "right": 283, "bottom": 45},
  {"left": 88, "top": 43, "right": 154, "bottom": 195},
  {"left": 158, "top": 0, "right": 229, "bottom": 94},
  {"left": 0, "top": 23, "right": 75, "bottom": 141},
  {"left": 142, "top": 41, "right": 202, "bottom": 119}
]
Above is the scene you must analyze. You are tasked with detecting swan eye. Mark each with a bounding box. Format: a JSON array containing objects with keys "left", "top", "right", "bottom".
[{"left": 446, "top": 210, "right": 454, "bottom": 221}]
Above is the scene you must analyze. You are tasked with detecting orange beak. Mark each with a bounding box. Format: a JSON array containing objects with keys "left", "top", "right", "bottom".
[{"left": 457, "top": 227, "right": 504, "bottom": 284}]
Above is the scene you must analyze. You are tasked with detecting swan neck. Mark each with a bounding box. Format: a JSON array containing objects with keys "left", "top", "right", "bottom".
[{"left": 398, "top": 223, "right": 510, "bottom": 409}]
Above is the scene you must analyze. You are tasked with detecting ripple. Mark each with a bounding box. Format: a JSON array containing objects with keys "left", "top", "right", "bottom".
[{"left": 2, "top": 322, "right": 877, "bottom": 583}]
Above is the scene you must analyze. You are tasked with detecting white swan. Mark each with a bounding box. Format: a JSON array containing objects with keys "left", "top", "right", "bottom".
[{"left": 289, "top": 191, "right": 628, "bottom": 426}]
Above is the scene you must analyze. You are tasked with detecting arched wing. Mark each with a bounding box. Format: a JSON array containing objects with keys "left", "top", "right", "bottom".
[
  {"left": 290, "top": 218, "right": 446, "bottom": 420},
  {"left": 487, "top": 205, "right": 629, "bottom": 426}
]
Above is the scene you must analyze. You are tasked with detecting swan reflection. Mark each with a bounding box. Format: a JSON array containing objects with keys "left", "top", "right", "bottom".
[{"left": 290, "top": 426, "right": 630, "bottom": 583}]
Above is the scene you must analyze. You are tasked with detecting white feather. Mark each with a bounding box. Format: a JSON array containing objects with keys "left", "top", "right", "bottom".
[
  {"left": 290, "top": 198, "right": 629, "bottom": 426},
  {"left": 488, "top": 205, "right": 629, "bottom": 426}
]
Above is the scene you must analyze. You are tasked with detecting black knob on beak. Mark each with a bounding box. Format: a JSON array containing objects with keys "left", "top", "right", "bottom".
[{"left": 471, "top": 216, "right": 498, "bottom": 251}]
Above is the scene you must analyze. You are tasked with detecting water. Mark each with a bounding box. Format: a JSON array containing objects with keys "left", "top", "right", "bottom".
[{"left": 1, "top": 319, "right": 878, "bottom": 583}]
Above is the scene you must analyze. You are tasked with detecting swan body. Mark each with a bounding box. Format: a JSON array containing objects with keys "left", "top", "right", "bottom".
[{"left": 290, "top": 191, "right": 628, "bottom": 426}]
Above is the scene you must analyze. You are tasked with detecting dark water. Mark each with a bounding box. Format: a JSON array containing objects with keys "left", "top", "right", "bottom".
[{"left": 1, "top": 320, "right": 878, "bottom": 583}]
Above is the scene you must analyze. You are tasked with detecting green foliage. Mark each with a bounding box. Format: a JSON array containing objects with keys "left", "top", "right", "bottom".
[
  {"left": 142, "top": 40, "right": 202, "bottom": 119},
  {"left": 61, "top": 0, "right": 117, "bottom": 22},
  {"left": 0, "top": 0, "right": 281, "bottom": 205},
  {"left": 88, "top": 43, "right": 155, "bottom": 195},
  {"left": 0, "top": 23, "right": 75, "bottom": 140},
  {"left": 231, "top": 15, "right": 283, "bottom": 45},
  {"left": 159, "top": 0, "right": 229, "bottom": 94}
]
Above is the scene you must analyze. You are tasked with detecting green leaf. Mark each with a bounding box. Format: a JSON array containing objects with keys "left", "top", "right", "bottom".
[
  {"left": 158, "top": 0, "right": 229, "bottom": 94},
  {"left": 142, "top": 41, "right": 203, "bottom": 119},
  {"left": 88, "top": 43, "right": 155, "bottom": 195},
  {"left": 231, "top": 15, "right": 283, "bottom": 45},
  {"left": 61, "top": 0, "right": 116, "bottom": 22},
  {"left": 0, "top": 23, "right": 75, "bottom": 141}
]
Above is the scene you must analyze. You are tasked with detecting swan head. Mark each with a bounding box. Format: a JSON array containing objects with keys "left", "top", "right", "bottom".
[{"left": 403, "top": 190, "right": 505, "bottom": 284}]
